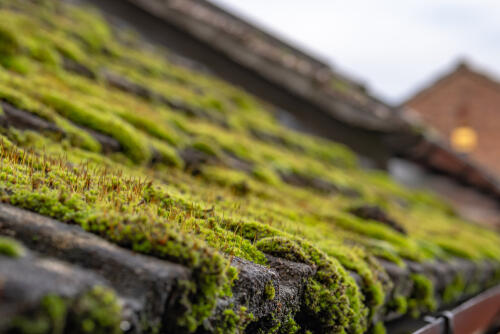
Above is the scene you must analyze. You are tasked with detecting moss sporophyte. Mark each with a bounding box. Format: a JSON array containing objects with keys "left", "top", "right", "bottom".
[{"left": 0, "top": 1, "right": 499, "bottom": 333}]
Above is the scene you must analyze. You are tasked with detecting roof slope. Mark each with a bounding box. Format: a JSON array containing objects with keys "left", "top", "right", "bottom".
[
  {"left": 0, "top": 1, "right": 499, "bottom": 333},
  {"left": 115, "top": 0, "right": 403, "bottom": 132}
]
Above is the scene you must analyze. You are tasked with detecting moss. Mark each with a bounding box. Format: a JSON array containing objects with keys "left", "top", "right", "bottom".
[
  {"left": 44, "top": 32, "right": 87, "bottom": 64},
  {"left": 225, "top": 220, "right": 281, "bottom": 242},
  {"left": 0, "top": 21, "right": 21, "bottom": 56},
  {"left": 67, "top": 7, "right": 111, "bottom": 52},
  {"left": 67, "top": 286, "right": 122, "bottom": 334},
  {"left": 116, "top": 110, "right": 181, "bottom": 147},
  {"left": 150, "top": 139, "right": 184, "bottom": 168},
  {"left": 29, "top": 43, "right": 61, "bottom": 66},
  {"left": 386, "top": 295, "right": 407, "bottom": 315},
  {"left": 279, "top": 313, "right": 300, "bottom": 334},
  {"left": 442, "top": 274, "right": 465, "bottom": 305},
  {"left": 56, "top": 117, "right": 102, "bottom": 153},
  {"left": 370, "top": 322, "right": 386, "bottom": 334},
  {"left": 214, "top": 306, "right": 254, "bottom": 334},
  {"left": 39, "top": 91, "right": 151, "bottom": 163},
  {"left": 0, "top": 140, "right": 232, "bottom": 333},
  {"left": 192, "top": 138, "right": 220, "bottom": 157},
  {"left": 0, "top": 236, "right": 26, "bottom": 257},
  {"left": 6, "top": 287, "right": 121, "bottom": 334},
  {"left": 264, "top": 282, "right": 276, "bottom": 301},
  {"left": 0, "top": 83, "right": 54, "bottom": 121},
  {"left": 0, "top": 1, "right": 499, "bottom": 332},
  {"left": 326, "top": 246, "right": 387, "bottom": 320},
  {"left": 408, "top": 274, "right": 436, "bottom": 318},
  {"left": 8, "top": 295, "right": 66, "bottom": 334},
  {"left": 286, "top": 239, "right": 367, "bottom": 333},
  {"left": 334, "top": 213, "right": 424, "bottom": 262},
  {"left": 0, "top": 55, "right": 34, "bottom": 74},
  {"left": 252, "top": 166, "right": 281, "bottom": 186},
  {"left": 8, "top": 287, "right": 123, "bottom": 334},
  {"left": 256, "top": 237, "right": 311, "bottom": 264},
  {"left": 43, "top": 295, "right": 67, "bottom": 334}
]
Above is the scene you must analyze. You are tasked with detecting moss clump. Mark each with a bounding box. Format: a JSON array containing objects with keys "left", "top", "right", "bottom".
[
  {"left": 442, "top": 274, "right": 465, "bottom": 305},
  {"left": 386, "top": 295, "right": 407, "bottom": 315},
  {"left": 39, "top": 91, "right": 151, "bottom": 163},
  {"left": 408, "top": 274, "right": 436, "bottom": 318},
  {"left": 0, "top": 140, "right": 233, "bottom": 333},
  {"left": 0, "top": 22, "right": 21, "bottom": 56},
  {"left": 0, "top": 55, "right": 34, "bottom": 74},
  {"left": 326, "top": 246, "right": 387, "bottom": 320},
  {"left": 0, "top": 236, "right": 26, "bottom": 257},
  {"left": 264, "top": 282, "right": 276, "bottom": 301},
  {"left": 29, "top": 43, "right": 61, "bottom": 66},
  {"left": 191, "top": 138, "right": 220, "bottom": 157},
  {"left": 256, "top": 237, "right": 311, "bottom": 264},
  {"left": 6, "top": 286, "right": 121, "bottom": 334},
  {"left": 67, "top": 286, "right": 122, "bottom": 334},
  {"left": 213, "top": 306, "right": 254, "bottom": 334},
  {"left": 251, "top": 166, "right": 281, "bottom": 186},
  {"left": 8, "top": 295, "right": 67, "bottom": 334},
  {"left": 280, "top": 313, "right": 300, "bottom": 334},
  {"left": 151, "top": 139, "right": 184, "bottom": 168},
  {"left": 370, "top": 322, "right": 386, "bottom": 334},
  {"left": 116, "top": 110, "right": 180, "bottom": 147}
]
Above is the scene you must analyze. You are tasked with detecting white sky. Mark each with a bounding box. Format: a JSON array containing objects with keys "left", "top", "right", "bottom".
[{"left": 209, "top": 0, "right": 500, "bottom": 105}]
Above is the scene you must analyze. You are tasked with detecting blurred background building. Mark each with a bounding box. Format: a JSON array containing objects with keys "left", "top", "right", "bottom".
[{"left": 404, "top": 61, "right": 500, "bottom": 176}]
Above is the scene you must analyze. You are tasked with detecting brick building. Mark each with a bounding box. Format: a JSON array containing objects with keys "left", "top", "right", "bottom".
[{"left": 404, "top": 61, "right": 500, "bottom": 176}]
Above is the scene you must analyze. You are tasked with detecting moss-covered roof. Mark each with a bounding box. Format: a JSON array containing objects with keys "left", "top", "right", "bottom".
[{"left": 0, "top": 1, "right": 499, "bottom": 333}]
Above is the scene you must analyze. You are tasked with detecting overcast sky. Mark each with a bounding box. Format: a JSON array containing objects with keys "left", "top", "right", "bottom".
[{"left": 209, "top": 0, "right": 500, "bottom": 105}]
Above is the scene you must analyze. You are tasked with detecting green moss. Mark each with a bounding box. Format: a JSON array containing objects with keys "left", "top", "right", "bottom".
[
  {"left": 29, "top": 43, "right": 61, "bottom": 66},
  {"left": 8, "top": 295, "right": 66, "bottom": 334},
  {"left": 39, "top": 91, "right": 151, "bottom": 163},
  {"left": 225, "top": 220, "right": 281, "bottom": 241},
  {"left": 252, "top": 166, "right": 281, "bottom": 186},
  {"left": 68, "top": 286, "right": 122, "bottom": 334},
  {"left": 280, "top": 313, "right": 300, "bottom": 334},
  {"left": 6, "top": 287, "right": 121, "bottom": 334},
  {"left": 334, "top": 213, "right": 424, "bottom": 262},
  {"left": 0, "top": 236, "right": 26, "bottom": 257},
  {"left": 326, "top": 246, "right": 386, "bottom": 319},
  {"left": 151, "top": 139, "right": 184, "bottom": 168},
  {"left": 56, "top": 117, "right": 102, "bottom": 153},
  {"left": 0, "top": 83, "right": 54, "bottom": 121},
  {"left": 214, "top": 306, "right": 254, "bottom": 334},
  {"left": 408, "top": 274, "right": 436, "bottom": 318},
  {"left": 42, "top": 295, "right": 67, "bottom": 334},
  {"left": 0, "top": 141, "right": 232, "bottom": 333},
  {"left": 67, "top": 7, "right": 111, "bottom": 52},
  {"left": 0, "top": 1, "right": 499, "bottom": 332},
  {"left": 0, "top": 55, "right": 34, "bottom": 74},
  {"left": 264, "top": 282, "right": 276, "bottom": 301},
  {"left": 192, "top": 138, "right": 220, "bottom": 157},
  {"left": 0, "top": 21, "right": 21, "bottom": 56},
  {"left": 44, "top": 32, "right": 87, "bottom": 64},
  {"left": 256, "top": 237, "right": 311, "bottom": 264},
  {"left": 370, "top": 322, "right": 386, "bottom": 334},
  {"left": 116, "top": 110, "right": 181, "bottom": 147},
  {"left": 386, "top": 295, "right": 407, "bottom": 315},
  {"left": 442, "top": 274, "right": 465, "bottom": 305}
]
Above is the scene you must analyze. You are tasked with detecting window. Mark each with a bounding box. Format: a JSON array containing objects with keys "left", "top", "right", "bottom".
[{"left": 450, "top": 126, "right": 477, "bottom": 153}]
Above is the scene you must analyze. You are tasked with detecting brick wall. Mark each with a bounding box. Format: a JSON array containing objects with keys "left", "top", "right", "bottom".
[{"left": 405, "top": 64, "right": 500, "bottom": 176}]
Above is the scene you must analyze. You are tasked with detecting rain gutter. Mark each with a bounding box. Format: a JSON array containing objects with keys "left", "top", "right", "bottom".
[{"left": 413, "top": 284, "right": 500, "bottom": 334}]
